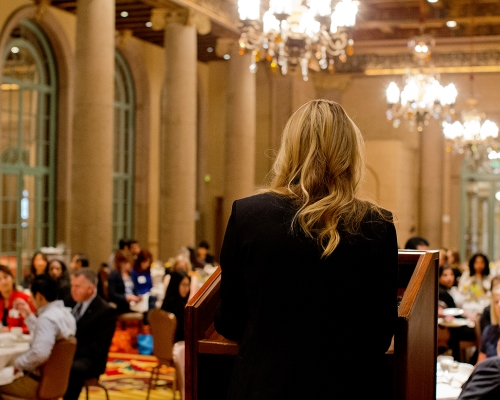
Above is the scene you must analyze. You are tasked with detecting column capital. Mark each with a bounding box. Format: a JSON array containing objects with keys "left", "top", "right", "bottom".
[
  {"left": 116, "top": 29, "right": 133, "bottom": 48},
  {"left": 150, "top": 8, "right": 181, "bottom": 31},
  {"left": 188, "top": 9, "right": 212, "bottom": 35},
  {"left": 34, "top": 0, "right": 51, "bottom": 21},
  {"left": 151, "top": 7, "right": 212, "bottom": 34},
  {"left": 216, "top": 37, "right": 238, "bottom": 57}
]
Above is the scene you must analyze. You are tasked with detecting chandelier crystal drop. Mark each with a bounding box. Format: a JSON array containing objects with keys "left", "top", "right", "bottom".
[
  {"left": 385, "top": 34, "right": 458, "bottom": 132},
  {"left": 237, "top": 0, "right": 359, "bottom": 81}
]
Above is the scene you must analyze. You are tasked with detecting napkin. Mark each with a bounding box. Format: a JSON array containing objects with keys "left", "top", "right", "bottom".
[{"left": 0, "top": 366, "right": 24, "bottom": 385}]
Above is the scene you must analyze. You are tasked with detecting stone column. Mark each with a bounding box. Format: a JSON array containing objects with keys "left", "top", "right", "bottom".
[
  {"left": 419, "top": 119, "right": 445, "bottom": 249},
  {"left": 222, "top": 44, "right": 256, "bottom": 226},
  {"left": 158, "top": 9, "right": 198, "bottom": 260},
  {"left": 71, "top": 0, "right": 115, "bottom": 268}
]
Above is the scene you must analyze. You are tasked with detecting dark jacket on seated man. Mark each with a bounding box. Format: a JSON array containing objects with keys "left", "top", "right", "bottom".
[
  {"left": 64, "top": 269, "right": 117, "bottom": 400},
  {"left": 458, "top": 356, "right": 500, "bottom": 400}
]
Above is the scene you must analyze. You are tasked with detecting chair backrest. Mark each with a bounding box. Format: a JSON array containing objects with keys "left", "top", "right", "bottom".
[
  {"left": 38, "top": 335, "right": 77, "bottom": 400},
  {"left": 148, "top": 309, "right": 177, "bottom": 362}
]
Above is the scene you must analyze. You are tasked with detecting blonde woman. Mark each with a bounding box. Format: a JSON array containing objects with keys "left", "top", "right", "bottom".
[
  {"left": 476, "top": 284, "right": 500, "bottom": 365},
  {"left": 214, "top": 99, "right": 398, "bottom": 399}
]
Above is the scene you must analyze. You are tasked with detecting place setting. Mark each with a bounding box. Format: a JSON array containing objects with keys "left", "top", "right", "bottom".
[{"left": 436, "top": 355, "right": 474, "bottom": 400}]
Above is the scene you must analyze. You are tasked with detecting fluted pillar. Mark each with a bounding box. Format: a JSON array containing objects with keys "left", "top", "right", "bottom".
[
  {"left": 420, "top": 120, "right": 445, "bottom": 249},
  {"left": 223, "top": 47, "right": 256, "bottom": 225},
  {"left": 158, "top": 10, "right": 197, "bottom": 260},
  {"left": 71, "top": 0, "right": 115, "bottom": 268}
]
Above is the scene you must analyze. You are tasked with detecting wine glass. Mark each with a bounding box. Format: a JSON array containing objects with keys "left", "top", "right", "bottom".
[{"left": 439, "top": 355, "right": 454, "bottom": 383}]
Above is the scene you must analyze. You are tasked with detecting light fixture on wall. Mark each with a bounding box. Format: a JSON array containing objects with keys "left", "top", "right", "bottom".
[
  {"left": 237, "top": 0, "right": 359, "bottom": 81},
  {"left": 385, "top": 34, "right": 458, "bottom": 132}
]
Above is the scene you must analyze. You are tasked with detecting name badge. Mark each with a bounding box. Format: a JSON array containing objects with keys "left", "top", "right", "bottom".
[
  {"left": 138, "top": 276, "right": 147, "bottom": 284},
  {"left": 9, "top": 309, "right": 19, "bottom": 318}
]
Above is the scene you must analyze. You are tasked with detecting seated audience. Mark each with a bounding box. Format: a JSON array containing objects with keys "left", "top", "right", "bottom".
[
  {"left": 477, "top": 284, "right": 500, "bottom": 365},
  {"left": 69, "top": 253, "right": 89, "bottom": 272},
  {"left": 131, "top": 249, "right": 153, "bottom": 296},
  {"left": 163, "top": 255, "right": 198, "bottom": 300},
  {"left": 22, "top": 251, "right": 48, "bottom": 289},
  {"left": 161, "top": 270, "right": 190, "bottom": 343},
  {"left": 0, "top": 264, "right": 36, "bottom": 333},
  {"left": 48, "top": 259, "right": 74, "bottom": 308},
  {"left": 97, "top": 262, "right": 111, "bottom": 301},
  {"left": 108, "top": 250, "right": 141, "bottom": 314},
  {"left": 458, "top": 253, "right": 491, "bottom": 300},
  {"left": 63, "top": 269, "right": 117, "bottom": 400},
  {"left": 438, "top": 264, "right": 477, "bottom": 362},
  {"left": 196, "top": 240, "right": 215, "bottom": 267},
  {"left": 0, "top": 275, "right": 76, "bottom": 398},
  {"left": 480, "top": 276, "right": 500, "bottom": 333},
  {"left": 447, "top": 249, "right": 463, "bottom": 287},
  {"left": 404, "top": 236, "right": 430, "bottom": 250}
]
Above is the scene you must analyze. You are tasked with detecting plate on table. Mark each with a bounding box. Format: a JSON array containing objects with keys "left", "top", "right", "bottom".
[
  {"left": 438, "top": 318, "right": 470, "bottom": 328},
  {"left": 442, "top": 308, "right": 464, "bottom": 317}
]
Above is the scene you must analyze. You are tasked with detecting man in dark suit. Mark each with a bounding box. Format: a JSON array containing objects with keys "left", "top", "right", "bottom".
[
  {"left": 64, "top": 268, "right": 117, "bottom": 400},
  {"left": 458, "top": 356, "right": 500, "bottom": 399}
]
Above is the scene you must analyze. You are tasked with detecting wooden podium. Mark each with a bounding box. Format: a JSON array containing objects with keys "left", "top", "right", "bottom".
[{"left": 185, "top": 250, "right": 438, "bottom": 400}]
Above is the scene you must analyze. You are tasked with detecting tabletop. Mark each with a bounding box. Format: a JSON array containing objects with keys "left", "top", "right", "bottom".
[
  {"left": 0, "top": 332, "right": 31, "bottom": 370},
  {"left": 436, "top": 361, "right": 473, "bottom": 400}
]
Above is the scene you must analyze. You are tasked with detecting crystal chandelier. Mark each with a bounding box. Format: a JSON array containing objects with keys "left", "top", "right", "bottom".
[
  {"left": 385, "top": 34, "right": 458, "bottom": 132},
  {"left": 237, "top": 0, "right": 359, "bottom": 81}
]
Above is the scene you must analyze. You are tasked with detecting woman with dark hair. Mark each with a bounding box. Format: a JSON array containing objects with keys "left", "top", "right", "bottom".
[
  {"left": 48, "top": 259, "right": 74, "bottom": 307},
  {"left": 0, "top": 264, "right": 36, "bottom": 333},
  {"left": 22, "top": 251, "right": 48, "bottom": 289},
  {"left": 108, "top": 250, "right": 141, "bottom": 314},
  {"left": 131, "top": 249, "right": 153, "bottom": 296},
  {"left": 438, "top": 264, "right": 477, "bottom": 362},
  {"left": 213, "top": 99, "right": 398, "bottom": 399},
  {"left": 458, "top": 253, "right": 491, "bottom": 300},
  {"left": 161, "top": 270, "right": 190, "bottom": 343}
]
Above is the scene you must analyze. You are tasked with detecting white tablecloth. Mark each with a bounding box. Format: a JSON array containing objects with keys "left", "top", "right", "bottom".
[
  {"left": 0, "top": 333, "right": 30, "bottom": 385},
  {"left": 436, "top": 362, "right": 473, "bottom": 400}
]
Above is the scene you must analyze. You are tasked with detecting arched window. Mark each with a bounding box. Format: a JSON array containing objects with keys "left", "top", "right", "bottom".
[
  {"left": 460, "top": 150, "right": 500, "bottom": 262},
  {"left": 0, "top": 20, "right": 57, "bottom": 279},
  {"left": 113, "top": 51, "right": 135, "bottom": 247}
]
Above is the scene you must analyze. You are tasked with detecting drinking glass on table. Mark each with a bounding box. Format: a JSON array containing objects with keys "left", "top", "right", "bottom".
[{"left": 438, "top": 355, "right": 454, "bottom": 382}]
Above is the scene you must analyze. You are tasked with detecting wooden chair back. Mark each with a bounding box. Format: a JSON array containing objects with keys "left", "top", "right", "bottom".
[
  {"left": 148, "top": 309, "right": 177, "bottom": 363},
  {"left": 38, "top": 335, "right": 77, "bottom": 399}
]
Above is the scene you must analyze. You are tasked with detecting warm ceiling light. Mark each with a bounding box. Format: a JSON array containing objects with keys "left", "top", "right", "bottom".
[
  {"left": 120, "top": 11, "right": 128, "bottom": 17},
  {"left": 207, "top": 47, "right": 214, "bottom": 53},
  {"left": 428, "top": 0, "right": 438, "bottom": 3},
  {"left": 446, "top": 21, "right": 457, "bottom": 28},
  {"left": 145, "top": 21, "right": 152, "bottom": 28}
]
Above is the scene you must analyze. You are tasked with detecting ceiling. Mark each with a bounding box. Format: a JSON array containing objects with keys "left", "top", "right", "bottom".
[{"left": 49, "top": 0, "right": 500, "bottom": 65}]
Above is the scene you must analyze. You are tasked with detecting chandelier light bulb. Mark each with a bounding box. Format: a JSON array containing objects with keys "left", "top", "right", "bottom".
[
  {"left": 386, "top": 82, "right": 400, "bottom": 104},
  {"left": 238, "top": 0, "right": 260, "bottom": 21}
]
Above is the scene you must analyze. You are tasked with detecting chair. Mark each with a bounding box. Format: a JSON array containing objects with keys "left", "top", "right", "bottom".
[
  {"left": 37, "top": 335, "right": 77, "bottom": 400},
  {"left": 459, "top": 313, "right": 482, "bottom": 363},
  {"left": 84, "top": 377, "right": 109, "bottom": 400},
  {"left": 146, "top": 309, "right": 178, "bottom": 400}
]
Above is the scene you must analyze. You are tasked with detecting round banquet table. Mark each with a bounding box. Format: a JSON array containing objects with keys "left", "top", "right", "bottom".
[{"left": 0, "top": 332, "right": 31, "bottom": 381}]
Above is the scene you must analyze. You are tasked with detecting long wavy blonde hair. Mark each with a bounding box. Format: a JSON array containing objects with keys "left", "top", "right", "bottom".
[{"left": 264, "top": 99, "right": 379, "bottom": 257}]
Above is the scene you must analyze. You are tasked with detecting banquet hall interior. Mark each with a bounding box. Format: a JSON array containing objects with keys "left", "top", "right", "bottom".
[
  {"left": 1, "top": 0, "right": 500, "bottom": 275},
  {"left": 1, "top": 0, "right": 500, "bottom": 398}
]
